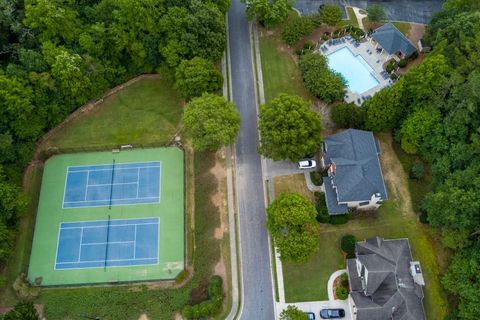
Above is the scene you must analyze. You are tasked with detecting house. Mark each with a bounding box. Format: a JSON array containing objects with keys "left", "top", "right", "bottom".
[
  {"left": 321, "top": 129, "right": 387, "bottom": 215},
  {"left": 370, "top": 23, "right": 417, "bottom": 61},
  {"left": 347, "top": 237, "right": 426, "bottom": 320}
]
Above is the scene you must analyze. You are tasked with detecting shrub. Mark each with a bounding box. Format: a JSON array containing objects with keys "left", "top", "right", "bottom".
[
  {"left": 12, "top": 273, "right": 40, "bottom": 299},
  {"left": 331, "top": 102, "right": 366, "bottom": 129},
  {"left": 390, "top": 73, "right": 398, "bottom": 80},
  {"left": 208, "top": 275, "right": 223, "bottom": 298},
  {"left": 281, "top": 16, "right": 315, "bottom": 46},
  {"left": 341, "top": 234, "right": 357, "bottom": 257},
  {"left": 310, "top": 171, "right": 322, "bottom": 186},
  {"left": 335, "top": 286, "right": 349, "bottom": 300},
  {"left": 398, "top": 59, "right": 408, "bottom": 68},
  {"left": 409, "top": 51, "right": 419, "bottom": 60},
  {"left": 339, "top": 272, "right": 349, "bottom": 286},
  {"left": 329, "top": 213, "right": 351, "bottom": 225},
  {"left": 322, "top": 34, "right": 329, "bottom": 41},
  {"left": 410, "top": 162, "right": 425, "bottom": 180},
  {"left": 3, "top": 300, "right": 39, "bottom": 320},
  {"left": 315, "top": 193, "right": 330, "bottom": 223},
  {"left": 419, "top": 210, "right": 429, "bottom": 224},
  {"left": 182, "top": 305, "right": 194, "bottom": 319},
  {"left": 309, "top": 13, "right": 322, "bottom": 27},
  {"left": 385, "top": 63, "right": 394, "bottom": 73}
]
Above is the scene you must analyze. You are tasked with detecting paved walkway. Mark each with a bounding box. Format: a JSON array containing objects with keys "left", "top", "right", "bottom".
[
  {"left": 351, "top": 6, "right": 367, "bottom": 30},
  {"left": 304, "top": 171, "right": 323, "bottom": 192},
  {"left": 327, "top": 269, "right": 348, "bottom": 301}
]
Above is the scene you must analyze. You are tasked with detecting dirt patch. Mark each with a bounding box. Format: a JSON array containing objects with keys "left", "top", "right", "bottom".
[
  {"left": 407, "top": 24, "right": 425, "bottom": 47},
  {"left": 210, "top": 151, "right": 228, "bottom": 241},
  {"left": 138, "top": 314, "right": 149, "bottom": 320},
  {"left": 174, "top": 313, "right": 183, "bottom": 320},
  {"left": 377, "top": 133, "right": 415, "bottom": 217}
]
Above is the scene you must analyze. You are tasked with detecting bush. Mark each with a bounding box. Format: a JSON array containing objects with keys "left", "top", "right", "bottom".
[
  {"left": 409, "top": 51, "right": 419, "bottom": 60},
  {"left": 339, "top": 272, "right": 349, "bottom": 286},
  {"left": 182, "top": 305, "right": 194, "bottom": 319},
  {"left": 182, "top": 275, "right": 224, "bottom": 319},
  {"left": 12, "top": 273, "right": 40, "bottom": 299},
  {"left": 419, "top": 210, "right": 429, "bottom": 224},
  {"left": 3, "top": 300, "right": 39, "bottom": 320},
  {"left": 208, "top": 275, "right": 223, "bottom": 298},
  {"left": 398, "top": 59, "right": 408, "bottom": 68},
  {"left": 331, "top": 102, "right": 366, "bottom": 129},
  {"left": 341, "top": 234, "right": 357, "bottom": 257},
  {"left": 335, "top": 287, "right": 349, "bottom": 300},
  {"left": 310, "top": 171, "right": 322, "bottom": 186},
  {"left": 281, "top": 16, "right": 315, "bottom": 46},
  {"left": 385, "top": 63, "right": 394, "bottom": 73},
  {"left": 329, "top": 213, "right": 351, "bottom": 225},
  {"left": 390, "top": 73, "right": 398, "bottom": 80},
  {"left": 410, "top": 162, "right": 425, "bottom": 180}
]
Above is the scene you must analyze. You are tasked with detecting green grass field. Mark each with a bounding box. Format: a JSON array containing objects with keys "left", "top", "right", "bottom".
[
  {"left": 340, "top": 7, "right": 359, "bottom": 27},
  {"left": 41, "top": 76, "right": 183, "bottom": 151},
  {"left": 259, "top": 32, "right": 312, "bottom": 103},
  {"left": 28, "top": 148, "right": 184, "bottom": 286}
]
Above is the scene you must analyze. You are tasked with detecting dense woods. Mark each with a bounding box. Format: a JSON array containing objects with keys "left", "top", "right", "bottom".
[{"left": 0, "top": 0, "right": 228, "bottom": 275}]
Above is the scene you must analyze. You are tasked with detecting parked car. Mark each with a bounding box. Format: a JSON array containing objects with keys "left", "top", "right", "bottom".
[
  {"left": 306, "top": 312, "right": 316, "bottom": 320},
  {"left": 320, "top": 308, "right": 345, "bottom": 319},
  {"left": 298, "top": 159, "right": 316, "bottom": 169}
]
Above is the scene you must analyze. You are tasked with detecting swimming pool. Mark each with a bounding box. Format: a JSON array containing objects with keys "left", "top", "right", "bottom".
[{"left": 326, "top": 47, "right": 379, "bottom": 94}]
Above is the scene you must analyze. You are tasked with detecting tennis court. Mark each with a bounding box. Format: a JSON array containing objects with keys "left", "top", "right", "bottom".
[
  {"left": 55, "top": 218, "right": 159, "bottom": 269},
  {"left": 63, "top": 161, "right": 161, "bottom": 208},
  {"left": 28, "top": 148, "right": 184, "bottom": 286}
]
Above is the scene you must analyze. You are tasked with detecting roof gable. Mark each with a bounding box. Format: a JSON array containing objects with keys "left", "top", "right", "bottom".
[{"left": 372, "top": 23, "right": 417, "bottom": 56}]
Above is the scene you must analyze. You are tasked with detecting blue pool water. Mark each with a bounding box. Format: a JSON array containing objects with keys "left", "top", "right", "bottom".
[{"left": 326, "top": 47, "right": 379, "bottom": 94}]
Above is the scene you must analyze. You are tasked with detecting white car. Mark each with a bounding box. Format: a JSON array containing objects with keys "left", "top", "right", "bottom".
[{"left": 298, "top": 159, "right": 317, "bottom": 169}]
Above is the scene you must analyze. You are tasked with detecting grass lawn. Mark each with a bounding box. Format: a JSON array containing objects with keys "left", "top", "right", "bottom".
[
  {"left": 1, "top": 76, "right": 230, "bottom": 319},
  {"left": 280, "top": 134, "right": 449, "bottom": 320},
  {"left": 259, "top": 30, "right": 312, "bottom": 103},
  {"left": 340, "top": 7, "right": 359, "bottom": 27},
  {"left": 41, "top": 76, "right": 183, "bottom": 151},
  {"left": 362, "top": 18, "right": 412, "bottom": 36}
]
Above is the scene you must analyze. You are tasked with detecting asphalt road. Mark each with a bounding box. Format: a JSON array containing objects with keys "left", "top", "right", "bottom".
[
  {"left": 295, "top": 0, "right": 444, "bottom": 24},
  {"left": 228, "top": 0, "right": 276, "bottom": 319}
]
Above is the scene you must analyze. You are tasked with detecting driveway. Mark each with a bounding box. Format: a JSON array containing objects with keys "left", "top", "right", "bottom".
[
  {"left": 264, "top": 159, "right": 308, "bottom": 180},
  {"left": 295, "top": 0, "right": 444, "bottom": 24},
  {"left": 277, "top": 300, "right": 353, "bottom": 320},
  {"left": 228, "top": 0, "right": 275, "bottom": 318}
]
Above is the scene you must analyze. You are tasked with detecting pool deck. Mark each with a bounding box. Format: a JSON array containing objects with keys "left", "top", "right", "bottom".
[{"left": 320, "top": 38, "right": 393, "bottom": 105}]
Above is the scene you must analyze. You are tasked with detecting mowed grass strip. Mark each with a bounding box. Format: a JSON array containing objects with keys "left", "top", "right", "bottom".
[
  {"left": 259, "top": 31, "right": 312, "bottom": 103},
  {"left": 340, "top": 7, "right": 359, "bottom": 27},
  {"left": 42, "top": 76, "right": 183, "bottom": 150}
]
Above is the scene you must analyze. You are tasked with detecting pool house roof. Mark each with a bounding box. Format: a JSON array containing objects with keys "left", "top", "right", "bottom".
[{"left": 372, "top": 23, "right": 417, "bottom": 57}]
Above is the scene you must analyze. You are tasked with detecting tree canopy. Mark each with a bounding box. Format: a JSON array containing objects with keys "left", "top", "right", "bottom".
[
  {"left": 366, "top": 4, "right": 386, "bottom": 22},
  {"left": 258, "top": 94, "right": 323, "bottom": 162},
  {"left": 299, "top": 53, "right": 346, "bottom": 103},
  {"left": 318, "top": 4, "right": 343, "bottom": 27},
  {"left": 182, "top": 93, "right": 240, "bottom": 151},
  {"left": 175, "top": 57, "right": 223, "bottom": 99},
  {"left": 243, "top": 0, "right": 293, "bottom": 27},
  {"left": 267, "top": 193, "right": 319, "bottom": 262}
]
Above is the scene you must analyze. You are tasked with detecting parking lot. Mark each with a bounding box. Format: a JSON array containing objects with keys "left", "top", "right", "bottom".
[{"left": 295, "top": 0, "right": 443, "bottom": 24}]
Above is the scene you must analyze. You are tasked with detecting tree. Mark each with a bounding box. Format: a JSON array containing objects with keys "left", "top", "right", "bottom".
[
  {"left": 175, "top": 57, "right": 223, "bottom": 99},
  {"left": 340, "top": 234, "right": 356, "bottom": 258},
  {"left": 267, "top": 193, "right": 319, "bottom": 262},
  {"left": 182, "top": 93, "right": 240, "bottom": 151},
  {"left": 318, "top": 4, "right": 343, "bottom": 27},
  {"left": 258, "top": 94, "right": 323, "bottom": 162},
  {"left": 442, "top": 243, "right": 480, "bottom": 320},
  {"left": 400, "top": 108, "right": 441, "bottom": 154},
  {"left": 330, "top": 102, "right": 366, "bottom": 129},
  {"left": 281, "top": 16, "right": 315, "bottom": 46},
  {"left": 243, "top": 0, "right": 293, "bottom": 27},
  {"left": 363, "top": 83, "right": 405, "bottom": 132},
  {"left": 366, "top": 4, "right": 386, "bottom": 22},
  {"left": 3, "top": 300, "right": 39, "bottom": 320},
  {"left": 423, "top": 165, "right": 480, "bottom": 249},
  {"left": 299, "top": 53, "right": 346, "bottom": 103},
  {"left": 280, "top": 305, "right": 307, "bottom": 320}
]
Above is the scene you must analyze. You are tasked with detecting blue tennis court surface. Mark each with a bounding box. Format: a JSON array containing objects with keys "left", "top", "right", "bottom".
[
  {"left": 63, "top": 161, "right": 161, "bottom": 208},
  {"left": 55, "top": 218, "right": 159, "bottom": 270}
]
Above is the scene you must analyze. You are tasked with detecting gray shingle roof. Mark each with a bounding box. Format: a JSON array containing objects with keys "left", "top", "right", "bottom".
[
  {"left": 347, "top": 237, "right": 426, "bottom": 320},
  {"left": 323, "top": 129, "right": 388, "bottom": 203},
  {"left": 372, "top": 23, "right": 417, "bottom": 56},
  {"left": 322, "top": 177, "right": 349, "bottom": 215}
]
